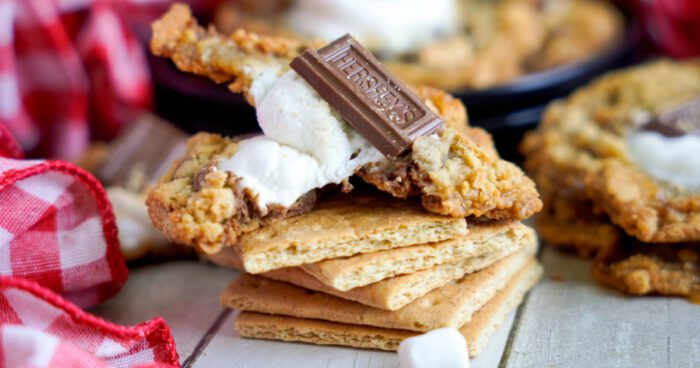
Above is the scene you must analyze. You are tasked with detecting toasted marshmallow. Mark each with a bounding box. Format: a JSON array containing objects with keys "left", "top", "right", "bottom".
[
  {"left": 218, "top": 69, "right": 383, "bottom": 212},
  {"left": 398, "top": 328, "right": 470, "bottom": 368},
  {"left": 627, "top": 130, "right": 700, "bottom": 190},
  {"left": 286, "top": 0, "right": 458, "bottom": 56}
]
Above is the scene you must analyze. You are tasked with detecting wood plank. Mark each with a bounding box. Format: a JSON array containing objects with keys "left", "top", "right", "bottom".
[
  {"left": 502, "top": 246, "right": 700, "bottom": 368},
  {"left": 191, "top": 308, "right": 516, "bottom": 367},
  {"left": 472, "top": 311, "right": 516, "bottom": 368},
  {"left": 91, "top": 261, "right": 239, "bottom": 363}
]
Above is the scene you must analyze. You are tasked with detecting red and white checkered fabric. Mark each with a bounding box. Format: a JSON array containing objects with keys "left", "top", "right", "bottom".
[
  {"left": 0, "top": 122, "right": 23, "bottom": 160},
  {"left": 0, "top": 0, "right": 154, "bottom": 159},
  {"left": 0, "top": 128, "right": 179, "bottom": 366},
  {"left": 0, "top": 276, "right": 179, "bottom": 367},
  {"left": 0, "top": 156, "right": 128, "bottom": 308}
]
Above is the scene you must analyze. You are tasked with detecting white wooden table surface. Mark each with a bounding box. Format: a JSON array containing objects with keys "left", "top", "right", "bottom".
[{"left": 92, "top": 247, "right": 700, "bottom": 368}]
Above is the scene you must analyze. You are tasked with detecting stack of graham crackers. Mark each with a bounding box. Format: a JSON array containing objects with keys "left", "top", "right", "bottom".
[{"left": 210, "top": 193, "right": 541, "bottom": 357}]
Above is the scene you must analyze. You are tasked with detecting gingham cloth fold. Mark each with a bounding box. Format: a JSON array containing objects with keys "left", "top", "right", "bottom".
[
  {"left": 0, "top": 0, "right": 153, "bottom": 159},
  {"left": 0, "top": 129, "right": 179, "bottom": 366},
  {"left": 0, "top": 276, "right": 179, "bottom": 367},
  {"left": 0, "top": 154, "right": 128, "bottom": 308}
]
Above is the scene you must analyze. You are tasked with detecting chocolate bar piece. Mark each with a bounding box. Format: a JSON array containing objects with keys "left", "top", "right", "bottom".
[
  {"left": 643, "top": 96, "right": 700, "bottom": 137},
  {"left": 291, "top": 35, "right": 443, "bottom": 157}
]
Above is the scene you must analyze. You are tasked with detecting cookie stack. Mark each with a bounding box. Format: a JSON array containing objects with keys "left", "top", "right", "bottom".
[
  {"left": 522, "top": 60, "right": 700, "bottom": 301},
  {"left": 209, "top": 193, "right": 541, "bottom": 356}
]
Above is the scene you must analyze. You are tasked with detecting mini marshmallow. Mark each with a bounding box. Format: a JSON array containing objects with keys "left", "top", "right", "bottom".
[{"left": 398, "top": 328, "right": 470, "bottom": 368}]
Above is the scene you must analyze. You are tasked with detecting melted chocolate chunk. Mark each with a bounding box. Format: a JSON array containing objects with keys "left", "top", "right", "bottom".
[{"left": 642, "top": 96, "right": 700, "bottom": 137}]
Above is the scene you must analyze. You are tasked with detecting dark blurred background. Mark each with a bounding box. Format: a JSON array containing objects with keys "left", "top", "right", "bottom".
[{"left": 2, "top": 0, "right": 699, "bottom": 162}]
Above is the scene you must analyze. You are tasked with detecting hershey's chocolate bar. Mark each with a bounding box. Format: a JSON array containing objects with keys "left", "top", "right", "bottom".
[
  {"left": 291, "top": 34, "right": 443, "bottom": 157},
  {"left": 642, "top": 96, "right": 700, "bottom": 137}
]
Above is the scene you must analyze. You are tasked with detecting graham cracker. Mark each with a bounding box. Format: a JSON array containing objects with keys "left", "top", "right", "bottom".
[
  {"left": 302, "top": 221, "right": 530, "bottom": 291},
  {"left": 235, "top": 260, "right": 543, "bottom": 356},
  {"left": 262, "top": 226, "right": 536, "bottom": 310},
  {"left": 221, "top": 252, "right": 534, "bottom": 332},
  {"left": 208, "top": 248, "right": 244, "bottom": 269},
  {"left": 236, "top": 194, "right": 468, "bottom": 273}
]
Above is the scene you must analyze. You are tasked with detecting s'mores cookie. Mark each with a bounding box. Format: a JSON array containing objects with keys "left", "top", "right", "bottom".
[
  {"left": 592, "top": 241, "right": 700, "bottom": 299},
  {"left": 522, "top": 60, "right": 700, "bottom": 299},
  {"left": 523, "top": 60, "right": 700, "bottom": 247},
  {"left": 214, "top": 0, "right": 622, "bottom": 91},
  {"left": 147, "top": 4, "right": 541, "bottom": 254}
]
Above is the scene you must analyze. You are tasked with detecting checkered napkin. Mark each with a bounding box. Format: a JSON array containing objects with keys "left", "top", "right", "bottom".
[
  {"left": 0, "top": 126, "right": 179, "bottom": 366},
  {"left": 0, "top": 155, "right": 127, "bottom": 308},
  {"left": 0, "top": 0, "right": 153, "bottom": 159},
  {"left": 0, "top": 277, "right": 179, "bottom": 367}
]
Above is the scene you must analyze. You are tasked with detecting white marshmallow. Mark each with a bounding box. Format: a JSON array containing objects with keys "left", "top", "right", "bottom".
[
  {"left": 286, "top": 0, "right": 458, "bottom": 56},
  {"left": 218, "top": 69, "right": 384, "bottom": 212},
  {"left": 398, "top": 328, "right": 470, "bottom": 368},
  {"left": 627, "top": 130, "right": 700, "bottom": 190}
]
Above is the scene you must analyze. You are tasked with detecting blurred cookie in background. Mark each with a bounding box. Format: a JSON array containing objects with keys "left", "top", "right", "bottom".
[
  {"left": 521, "top": 59, "right": 700, "bottom": 300},
  {"left": 214, "top": 0, "right": 624, "bottom": 91},
  {"left": 76, "top": 113, "right": 195, "bottom": 262}
]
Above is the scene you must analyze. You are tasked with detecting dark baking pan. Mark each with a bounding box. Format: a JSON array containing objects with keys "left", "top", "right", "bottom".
[
  {"left": 455, "top": 21, "right": 643, "bottom": 161},
  {"left": 149, "top": 17, "right": 641, "bottom": 161},
  {"left": 149, "top": 54, "right": 257, "bottom": 137}
]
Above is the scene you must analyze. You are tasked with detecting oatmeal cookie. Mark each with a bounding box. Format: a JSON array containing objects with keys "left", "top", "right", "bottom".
[
  {"left": 529, "top": 0, "right": 622, "bottom": 71},
  {"left": 523, "top": 60, "right": 700, "bottom": 300},
  {"left": 147, "top": 93, "right": 540, "bottom": 252},
  {"left": 148, "top": 5, "right": 542, "bottom": 253},
  {"left": 592, "top": 240, "right": 700, "bottom": 300},
  {"left": 146, "top": 133, "right": 318, "bottom": 254},
  {"left": 151, "top": 3, "right": 321, "bottom": 105},
  {"left": 536, "top": 193, "right": 621, "bottom": 258},
  {"left": 522, "top": 60, "right": 700, "bottom": 250},
  {"left": 213, "top": 0, "right": 622, "bottom": 90}
]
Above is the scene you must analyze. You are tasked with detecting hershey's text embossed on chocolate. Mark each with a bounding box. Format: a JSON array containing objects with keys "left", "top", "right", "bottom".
[
  {"left": 325, "top": 45, "right": 424, "bottom": 127},
  {"left": 290, "top": 34, "right": 443, "bottom": 157}
]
